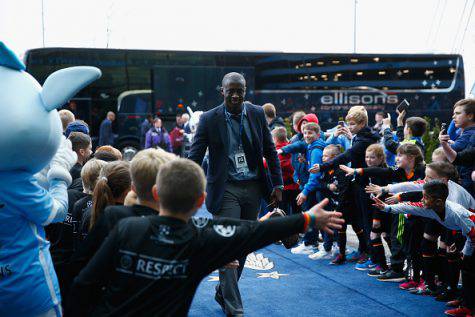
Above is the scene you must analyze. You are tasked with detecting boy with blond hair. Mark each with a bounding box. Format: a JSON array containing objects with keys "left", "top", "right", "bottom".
[
  {"left": 310, "top": 106, "right": 380, "bottom": 262},
  {"left": 68, "top": 158, "right": 344, "bottom": 316}
]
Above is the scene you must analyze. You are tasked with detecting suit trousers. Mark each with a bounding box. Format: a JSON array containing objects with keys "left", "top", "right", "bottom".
[{"left": 215, "top": 180, "right": 263, "bottom": 315}]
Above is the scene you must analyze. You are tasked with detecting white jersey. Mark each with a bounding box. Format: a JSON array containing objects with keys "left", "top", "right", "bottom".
[
  {"left": 384, "top": 200, "right": 475, "bottom": 255},
  {"left": 388, "top": 180, "right": 475, "bottom": 211}
]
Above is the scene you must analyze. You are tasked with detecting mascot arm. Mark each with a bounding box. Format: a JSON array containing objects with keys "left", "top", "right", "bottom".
[
  {"left": 45, "top": 179, "right": 69, "bottom": 224},
  {"left": 14, "top": 178, "right": 68, "bottom": 226}
]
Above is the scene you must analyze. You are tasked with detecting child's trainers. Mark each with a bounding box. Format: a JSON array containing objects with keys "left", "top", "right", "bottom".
[
  {"left": 409, "top": 282, "right": 434, "bottom": 295},
  {"left": 367, "top": 266, "right": 386, "bottom": 277},
  {"left": 346, "top": 250, "right": 360, "bottom": 262},
  {"left": 291, "top": 243, "right": 315, "bottom": 255},
  {"left": 355, "top": 259, "right": 374, "bottom": 271},
  {"left": 309, "top": 249, "right": 333, "bottom": 260},
  {"left": 399, "top": 279, "right": 418, "bottom": 290},
  {"left": 331, "top": 254, "right": 346, "bottom": 265}
]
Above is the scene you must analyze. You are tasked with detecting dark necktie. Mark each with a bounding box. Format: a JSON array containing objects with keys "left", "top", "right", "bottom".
[{"left": 230, "top": 114, "right": 256, "bottom": 171}]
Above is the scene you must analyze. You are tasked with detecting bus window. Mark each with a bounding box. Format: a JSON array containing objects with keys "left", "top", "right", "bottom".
[{"left": 152, "top": 65, "right": 255, "bottom": 117}]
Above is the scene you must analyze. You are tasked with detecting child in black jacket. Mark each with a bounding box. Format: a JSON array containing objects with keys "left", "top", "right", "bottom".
[
  {"left": 310, "top": 107, "right": 380, "bottom": 263},
  {"left": 341, "top": 143, "right": 426, "bottom": 283},
  {"left": 67, "top": 158, "right": 344, "bottom": 317}
]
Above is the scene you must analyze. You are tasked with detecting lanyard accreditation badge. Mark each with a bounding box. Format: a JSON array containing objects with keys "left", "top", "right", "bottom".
[{"left": 226, "top": 107, "right": 249, "bottom": 174}]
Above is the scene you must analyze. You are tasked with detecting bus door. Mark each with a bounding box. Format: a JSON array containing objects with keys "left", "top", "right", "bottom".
[{"left": 152, "top": 65, "right": 255, "bottom": 131}]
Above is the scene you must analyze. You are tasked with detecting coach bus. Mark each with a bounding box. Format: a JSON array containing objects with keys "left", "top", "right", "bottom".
[{"left": 24, "top": 48, "right": 465, "bottom": 151}]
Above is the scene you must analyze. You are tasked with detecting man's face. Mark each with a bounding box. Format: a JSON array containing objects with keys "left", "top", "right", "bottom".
[
  {"left": 303, "top": 129, "right": 319, "bottom": 144},
  {"left": 154, "top": 119, "right": 162, "bottom": 129},
  {"left": 452, "top": 105, "right": 473, "bottom": 128},
  {"left": 181, "top": 114, "right": 190, "bottom": 123},
  {"left": 79, "top": 143, "right": 92, "bottom": 162},
  {"left": 176, "top": 116, "right": 182, "bottom": 125},
  {"left": 108, "top": 113, "right": 116, "bottom": 121},
  {"left": 222, "top": 81, "right": 246, "bottom": 111},
  {"left": 375, "top": 114, "right": 384, "bottom": 124},
  {"left": 347, "top": 120, "right": 364, "bottom": 134}
]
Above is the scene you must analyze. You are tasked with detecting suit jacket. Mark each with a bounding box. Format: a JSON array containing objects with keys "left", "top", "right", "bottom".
[{"left": 188, "top": 102, "right": 283, "bottom": 214}]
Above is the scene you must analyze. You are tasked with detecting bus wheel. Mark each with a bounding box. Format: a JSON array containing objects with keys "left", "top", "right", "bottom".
[{"left": 118, "top": 141, "right": 140, "bottom": 161}]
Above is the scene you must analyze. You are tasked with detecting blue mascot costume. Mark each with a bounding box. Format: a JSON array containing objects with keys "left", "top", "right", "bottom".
[{"left": 0, "top": 42, "right": 101, "bottom": 317}]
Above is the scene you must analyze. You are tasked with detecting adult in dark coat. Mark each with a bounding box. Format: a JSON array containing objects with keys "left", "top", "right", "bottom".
[{"left": 188, "top": 72, "right": 283, "bottom": 316}]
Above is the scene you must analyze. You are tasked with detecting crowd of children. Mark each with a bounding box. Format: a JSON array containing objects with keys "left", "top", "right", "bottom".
[
  {"left": 272, "top": 99, "right": 475, "bottom": 317},
  {"left": 4, "top": 98, "right": 475, "bottom": 316}
]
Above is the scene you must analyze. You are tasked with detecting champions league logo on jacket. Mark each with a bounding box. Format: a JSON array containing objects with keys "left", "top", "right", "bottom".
[
  {"left": 213, "top": 224, "right": 236, "bottom": 237},
  {"left": 191, "top": 217, "right": 209, "bottom": 229}
]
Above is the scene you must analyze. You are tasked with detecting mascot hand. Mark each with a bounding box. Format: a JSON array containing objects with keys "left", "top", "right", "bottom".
[{"left": 47, "top": 136, "right": 77, "bottom": 186}]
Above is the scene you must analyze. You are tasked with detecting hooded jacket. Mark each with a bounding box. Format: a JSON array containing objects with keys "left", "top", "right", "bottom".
[
  {"left": 302, "top": 138, "right": 326, "bottom": 196},
  {"left": 282, "top": 113, "right": 320, "bottom": 189}
]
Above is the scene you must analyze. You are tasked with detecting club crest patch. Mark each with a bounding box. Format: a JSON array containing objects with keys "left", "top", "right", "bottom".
[
  {"left": 191, "top": 217, "right": 209, "bottom": 228},
  {"left": 213, "top": 224, "right": 236, "bottom": 237}
]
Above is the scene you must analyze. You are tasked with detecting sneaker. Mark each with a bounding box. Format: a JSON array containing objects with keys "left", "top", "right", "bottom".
[
  {"left": 377, "top": 270, "right": 406, "bottom": 282},
  {"left": 409, "top": 282, "right": 435, "bottom": 295},
  {"left": 367, "top": 266, "right": 387, "bottom": 277},
  {"left": 444, "top": 307, "right": 472, "bottom": 316},
  {"left": 309, "top": 249, "right": 333, "bottom": 260},
  {"left": 291, "top": 243, "right": 316, "bottom": 255},
  {"left": 355, "top": 259, "right": 374, "bottom": 271},
  {"left": 346, "top": 250, "right": 360, "bottom": 262},
  {"left": 356, "top": 253, "right": 370, "bottom": 264},
  {"left": 399, "top": 279, "right": 418, "bottom": 290},
  {"left": 331, "top": 254, "right": 346, "bottom": 265},
  {"left": 437, "top": 290, "right": 458, "bottom": 302}
]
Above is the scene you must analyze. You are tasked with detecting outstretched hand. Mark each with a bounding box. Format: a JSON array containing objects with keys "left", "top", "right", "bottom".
[
  {"left": 385, "top": 195, "right": 399, "bottom": 205},
  {"left": 365, "top": 184, "right": 383, "bottom": 196},
  {"left": 306, "top": 198, "right": 345, "bottom": 235},
  {"left": 339, "top": 164, "right": 355, "bottom": 177},
  {"left": 372, "top": 196, "right": 387, "bottom": 211}
]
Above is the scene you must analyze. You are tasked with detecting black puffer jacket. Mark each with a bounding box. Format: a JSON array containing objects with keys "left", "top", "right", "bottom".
[{"left": 320, "top": 126, "right": 381, "bottom": 171}]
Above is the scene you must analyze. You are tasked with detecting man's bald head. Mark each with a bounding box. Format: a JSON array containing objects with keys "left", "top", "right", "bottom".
[
  {"left": 222, "top": 72, "right": 246, "bottom": 88},
  {"left": 107, "top": 111, "right": 116, "bottom": 121}
]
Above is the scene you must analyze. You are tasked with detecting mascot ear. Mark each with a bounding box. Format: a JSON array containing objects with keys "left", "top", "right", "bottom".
[
  {"left": 41, "top": 66, "right": 102, "bottom": 112},
  {"left": 0, "top": 41, "right": 26, "bottom": 70},
  {"left": 187, "top": 106, "right": 194, "bottom": 116}
]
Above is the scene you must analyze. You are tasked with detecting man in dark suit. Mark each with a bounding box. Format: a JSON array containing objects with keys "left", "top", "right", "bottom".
[{"left": 188, "top": 72, "right": 283, "bottom": 316}]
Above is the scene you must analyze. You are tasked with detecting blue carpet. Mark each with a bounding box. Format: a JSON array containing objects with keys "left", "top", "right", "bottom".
[{"left": 189, "top": 244, "right": 447, "bottom": 317}]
